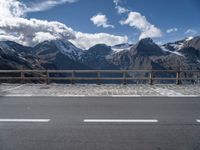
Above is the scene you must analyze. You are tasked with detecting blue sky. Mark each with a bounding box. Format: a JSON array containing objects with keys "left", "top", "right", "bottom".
[
  {"left": 0, "top": 0, "right": 199, "bottom": 49},
  {"left": 26, "top": 0, "right": 200, "bottom": 43}
]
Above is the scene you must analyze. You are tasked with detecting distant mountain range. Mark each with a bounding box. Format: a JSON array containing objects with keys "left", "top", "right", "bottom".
[{"left": 0, "top": 36, "right": 200, "bottom": 71}]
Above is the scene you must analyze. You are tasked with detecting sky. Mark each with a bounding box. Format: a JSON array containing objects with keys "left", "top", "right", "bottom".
[{"left": 0, "top": 0, "right": 199, "bottom": 49}]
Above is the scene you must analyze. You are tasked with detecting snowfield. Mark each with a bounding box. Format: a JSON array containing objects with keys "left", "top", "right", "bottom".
[{"left": 0, "top": 84, "right": 199, "bottom": 97}]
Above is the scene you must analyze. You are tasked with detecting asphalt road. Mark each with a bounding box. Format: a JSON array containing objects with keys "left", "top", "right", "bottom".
[{"left": 0, "top": 96, "right": 200, "bottom": 150}]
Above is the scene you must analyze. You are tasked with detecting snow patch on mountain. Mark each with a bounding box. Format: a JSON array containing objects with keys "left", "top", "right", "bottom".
[
  {"left": 111, "top": 43, "right": 133, "bottom": 53},
  {"left": 170, "top": 43, "right": 184, "bottom": 50},
  {"left": 160, "top": 46, "right": 185, "bottom": 57},
  {"left": 0, "top": 41, "right": 19, "bottom": 56},
  {"left": 51, "top": 40, "right": 83, "bottom": 60},
  {"left": 185, "top": 36, "right": 194, "bottom": 41},
  {"left": 0, "top": 41, "right": 12, "bottom": 54}
]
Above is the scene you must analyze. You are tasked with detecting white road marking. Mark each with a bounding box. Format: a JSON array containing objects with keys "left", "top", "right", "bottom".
[
  {"left": 83, "top": 119, "right": 159, "bottom": 123},
  {"left": 0, "top": 119, "right": 51, "bottom": 123}
]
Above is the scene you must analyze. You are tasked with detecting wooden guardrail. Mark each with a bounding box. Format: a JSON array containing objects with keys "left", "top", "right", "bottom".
[{"left": 0, "top": 70, "right": 199, "bottom": 85}]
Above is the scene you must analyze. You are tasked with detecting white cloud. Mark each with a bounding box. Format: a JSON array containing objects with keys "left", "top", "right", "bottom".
[
  {"left": 0, "top": 0, "right": 26, "bottom": 17},
  {"left": 71, "top": 32, "right": 128, "bottom": 49},
  {"left": 25, "top": 0, "right": 77, "bottom": 13},
  {"left": 185, "top": 29, "right": 198, "bottom": 35},
  {"left": 166, "top": 28, "right": 178, "bottom": 33},
  {"left": 90, "top": 13, "right": 115, "bottom": 28},
  {"left": 0, "top": 0, "right": 127, "bottom": 49},
  {"left": 113, "top": 0, "right": 121, "bottom": 5},
  {"left": 120, "top": 12, "right": 162, "bottom": 39},
  {"left": 113, "top": 0, "right": 129, "bottom": 14},
  {"left": 0, "top": 17, "right": 76, "bottom": 46},
  {"left": 33, "top": 32, "right": 58, "bottom": 44},
  {"left": 0, "top": 0, "right": 77, "bottom": 18},
  {"left": 115, "top": 6, "right": 129, "bottom": 14}
]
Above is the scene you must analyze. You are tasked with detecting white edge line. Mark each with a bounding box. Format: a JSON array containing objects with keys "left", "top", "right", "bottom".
[
  {"left": 83, "top": 119, "right": 159, "bottom": 123},
  {"left": 0, "top": 119, "right": 51, "bottom": 123},
  {"left": 196, "top": 119, "right": 200, "bottom": 123}
]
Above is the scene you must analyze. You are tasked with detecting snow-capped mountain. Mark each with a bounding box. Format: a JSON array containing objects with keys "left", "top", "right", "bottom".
[
  {"left": 31, "top": 40, "right": 89, "bottom": 70},
  {"left": 0, "top": 41, "right": 43, "bottom": 70},
  {"left": 161, "top": 36, "right": 200, "bottom": 58},
  {"left": 110, "top": 38, "right": 166, "bottom": 70},
  {"left": 0, "top": 36, "right": 199, "bottom": 71},
  {"left": 81, "top": 44, "right": 119, "bottom": 70},
  {"left": 162, "top": 36, "right": 195, "bottom": 52},
  {"left": 32, "top": 40, "right": 83, "bottom": 61}
]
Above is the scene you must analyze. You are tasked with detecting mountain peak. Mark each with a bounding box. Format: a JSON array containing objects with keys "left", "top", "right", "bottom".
[
  {"left": 33, "top": 39, "right": 83, "bottom": 60},
  {"left": 88, "top": 44, "right": 112, "bottom": 54},
  {"left": 138, "top": 38, "right": 154, "bottom": 44},
  {"left": 183, "top": 36, "right": 200, "bottom": 51},
  {"left": 131, "top": 38, "right": 165, "bottom": 56}
]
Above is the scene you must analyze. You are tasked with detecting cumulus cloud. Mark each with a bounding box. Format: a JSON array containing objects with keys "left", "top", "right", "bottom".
[
  {"left": 185, "top": 29, "right": 198, "bottom": 35},
  {"left": 113, "top": 0, "right": 162, "bottom": 40},
  {"left": 120, "top": 12, "right": 162, "bottom": 39},
  {"left": 71, "top": 32, "right": 128, "bottom": 49},
  {"left": 0, "top": 0, "right": 25, "bottom": 17},
  {"left": 0, "top": 0, "right": 128, "bottom": 49},
  {"left": 166, "top": 28, "right": 178, "bottom": 33},
  {"left": 90, "top": 13, "right": 115, "bottom": 28},
  {"left": 0, "top": 17, "right": 75, "bottom": 46}
]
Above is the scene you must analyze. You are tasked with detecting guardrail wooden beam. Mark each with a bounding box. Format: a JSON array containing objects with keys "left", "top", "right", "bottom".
[{"left": 0, "top": 70, "right": 199, "bottom": 85}]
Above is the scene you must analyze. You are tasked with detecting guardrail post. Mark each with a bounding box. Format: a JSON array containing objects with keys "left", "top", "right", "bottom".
[
  {"left": 71, "top": 71, "right": 75, "bottom": 85},
  {"left": 149, "top": 72, "right": 153, "bottom": 85},
  {"left": 20, "top": 71, "right": 24, "bottom": 84},
  {"left": 97, "top": 71, "right": 101, "bottom": 85},
  {"left": 176, "top": 71, "right": 181, "bottom": 85},
  {"left": 123, "top": 71, "right": 127, "bottom": 85}
]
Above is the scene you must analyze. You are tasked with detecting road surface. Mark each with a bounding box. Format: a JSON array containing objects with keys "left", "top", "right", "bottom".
[{"left": 0, "top": 97, "right": 200, "bottom": 150}]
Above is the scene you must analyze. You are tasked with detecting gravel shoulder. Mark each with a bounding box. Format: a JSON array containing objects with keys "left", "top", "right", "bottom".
[{"left": 0, "top": 84, "right": 200, "bottom": 97}]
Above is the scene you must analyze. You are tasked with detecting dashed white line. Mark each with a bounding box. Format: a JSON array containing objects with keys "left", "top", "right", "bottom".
[
  {"left": 196, "top": 120, "right": 200, "bottom": 123},
  {"left": 0, "top": 119, "right": 51, "bottom": 123},
  {"left": 83, "top": 119, "right": 159, "bottom": 123}
]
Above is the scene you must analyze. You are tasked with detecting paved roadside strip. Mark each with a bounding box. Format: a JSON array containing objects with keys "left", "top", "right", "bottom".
[
  {"left": 0, "top": 84, "right": 200, "bottom": 97},
  {"left": 0, "top": 84, "right": 25, "bottom": 92}
]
